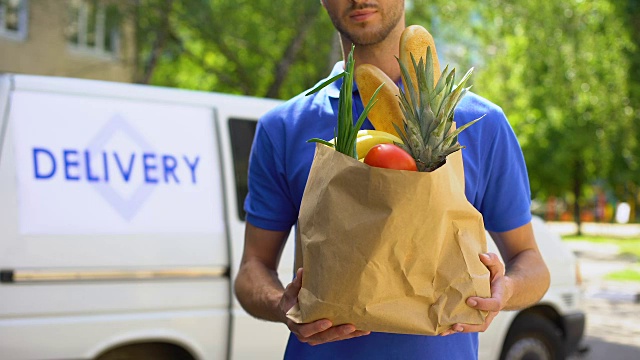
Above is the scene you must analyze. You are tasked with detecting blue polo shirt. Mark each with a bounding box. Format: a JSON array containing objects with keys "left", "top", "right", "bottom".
[{"left": 244, "top": 62, "right": 532, "bottom": 359}]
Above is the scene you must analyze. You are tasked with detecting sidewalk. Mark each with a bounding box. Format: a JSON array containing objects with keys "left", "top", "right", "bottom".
[
  {"left": 563, "top": 239, "right": 640, "bottom": 299},
  {"left": 555, "top": 222, "right": 640, "bottom": 358},
  {"left": 546, "top": 221, "right": 640, "bottom": 238}
]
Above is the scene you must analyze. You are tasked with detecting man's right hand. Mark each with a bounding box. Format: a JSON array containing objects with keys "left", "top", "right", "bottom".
[
  {"left": 235, "top": 224, "right": 370, "bottom": 345},
  {"left": 279, "top": 268, "right": 371, "bottom": 346}
]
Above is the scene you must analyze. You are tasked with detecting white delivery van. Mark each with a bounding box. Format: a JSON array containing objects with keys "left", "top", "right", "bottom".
[{"left": 0, "top": 74, "right": 584, "bottom": 360}]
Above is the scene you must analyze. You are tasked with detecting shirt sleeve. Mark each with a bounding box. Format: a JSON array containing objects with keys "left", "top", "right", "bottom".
[
  {"left": 479, "top": 107, "right": 532, "bottom": 233},
  {"left": 244, "top": 117, "right": 298, "bottom": 232}
]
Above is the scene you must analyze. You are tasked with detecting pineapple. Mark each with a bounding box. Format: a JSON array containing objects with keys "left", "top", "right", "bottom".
[{"left": 394, "top": 47, "right": 484, "bottom": 172}]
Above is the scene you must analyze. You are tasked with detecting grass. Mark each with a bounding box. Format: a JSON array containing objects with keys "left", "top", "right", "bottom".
[
  {"left": 605, "top": 267, "right": 640, "bottom": 282},
  {"left": 563, "top": 235, "right": 640, "bottom": 282},
  {"left": 562, "top": 235, "right": 640, "bottom": 259}
]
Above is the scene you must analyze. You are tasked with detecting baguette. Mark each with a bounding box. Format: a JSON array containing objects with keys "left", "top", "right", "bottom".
[
  {"left": 355, "top": 64, "right": 404, "bottom": 137},
  {"left": 400, "top": 25, "right": 441, "bottom": 97}
]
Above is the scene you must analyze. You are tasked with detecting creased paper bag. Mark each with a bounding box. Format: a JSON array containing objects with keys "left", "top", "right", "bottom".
[{"left": 286, "top": 143, "right": 491, "bottom": 335}]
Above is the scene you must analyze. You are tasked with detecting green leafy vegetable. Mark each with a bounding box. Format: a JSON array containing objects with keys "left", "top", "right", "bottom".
[{"left": 307, "top": 45, "right": 384, "bottom": 159}]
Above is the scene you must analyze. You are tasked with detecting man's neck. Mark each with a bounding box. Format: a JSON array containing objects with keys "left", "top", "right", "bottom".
[{"left": 340, "top": 25, "right": 405, "bottom": 83}]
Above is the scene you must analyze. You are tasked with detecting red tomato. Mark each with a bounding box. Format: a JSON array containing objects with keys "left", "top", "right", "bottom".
[{"left": 363, "top": 144, "right": 418, "bottom": 171}]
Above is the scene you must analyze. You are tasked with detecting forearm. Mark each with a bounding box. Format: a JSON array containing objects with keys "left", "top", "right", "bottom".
[
  {"left": 234, "top": 259, "right": 286, "bottom": 323},
  {"left": 503, "top": 249, "right": 550, "bottom": 310}
]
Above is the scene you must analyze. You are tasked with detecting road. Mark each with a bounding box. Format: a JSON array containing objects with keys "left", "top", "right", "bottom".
[{"left": 567, "top": 242, "right": 640, "bottom": 360}]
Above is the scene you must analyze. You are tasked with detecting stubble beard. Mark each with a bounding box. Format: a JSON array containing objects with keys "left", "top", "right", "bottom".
[{"left": 328, "top": 3, "right": 404, "bottom": 46}]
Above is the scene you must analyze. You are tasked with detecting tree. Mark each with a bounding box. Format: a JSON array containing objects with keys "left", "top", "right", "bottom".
[
  {"left": 405, "top": 0, "right": 487, "bottom": 71},
  {"left": 130, "top": 0, "right": 336, "bottom": 99},
  {"left": 613, "top": 0, "right": 640, "bottom": 221},
  {"left": 131, "top": 0, "right": 485, "bottom": 99},
  {"left": 473, "top": 1, "right": 634, "bottom": 231},
  {"left": 128, "top": 1, "right": 639, "bottom": 228}
]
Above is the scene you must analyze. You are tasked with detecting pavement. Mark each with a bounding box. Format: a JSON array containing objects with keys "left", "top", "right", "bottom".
[
  {"left": 546, "top": 221, "right": 640, "bottom": 238},
  {"left": 563, "top": 239, "right": 640, "bottom": 360}
]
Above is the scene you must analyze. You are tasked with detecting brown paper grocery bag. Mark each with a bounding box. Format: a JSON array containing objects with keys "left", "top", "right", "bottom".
[{"left": 286, "top": 143, "right": 491, "bottom": 335}]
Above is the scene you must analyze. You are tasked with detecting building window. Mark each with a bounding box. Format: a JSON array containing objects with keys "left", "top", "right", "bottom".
[
  {"left": 0, "top": 0, "right": 29, "bottom": 41},
  {"left": 66, "top": 0, "right": 121, "bottom": 58}
]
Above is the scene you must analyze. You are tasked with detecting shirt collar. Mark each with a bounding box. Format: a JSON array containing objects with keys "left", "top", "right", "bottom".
[
  {"left": 326, "top": 61, "right": 360, "bottom": 99},
  {"left": 325, "top": 61, "right": 403, "bottom": 99}
]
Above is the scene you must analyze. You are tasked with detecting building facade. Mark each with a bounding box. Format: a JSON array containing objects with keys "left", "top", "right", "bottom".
[{"left": 0, "top": 0, "right": 135, "bottom": 82}]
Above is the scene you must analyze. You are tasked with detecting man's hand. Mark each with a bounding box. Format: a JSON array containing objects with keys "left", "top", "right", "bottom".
[
  {"left": 280, "top": 268, "right": 371, "bottom": 346},
  {"left": 235, "top": 224, "right": 370, "bottom": 345},
  {"left": 440, "top": 253, "right": 513, "bottom": 336}
]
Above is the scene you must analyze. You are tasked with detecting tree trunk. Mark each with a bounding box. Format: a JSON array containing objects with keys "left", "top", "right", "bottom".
[
  {"left": 573, "top": 160, "right": 583, "bottom": 235},
  {"left": 132, "top": 0, "right": 141, "bottom": 82},
  {"left": 265, "top": 5, "right": 322, "bottom": 98},
  {"left": 631, "top": 182, "right": 638, "bottom": 222},
  {"left": 139, "top": 0, "right": 173, "bottom": 84}
]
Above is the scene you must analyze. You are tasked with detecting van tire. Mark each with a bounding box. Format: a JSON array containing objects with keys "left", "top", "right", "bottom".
[
  {"left": 95, "top": 342, "right": 194, "bottom": 360},
  {"left": 500, "top": 313, "right": 564, "bottom": 360}
]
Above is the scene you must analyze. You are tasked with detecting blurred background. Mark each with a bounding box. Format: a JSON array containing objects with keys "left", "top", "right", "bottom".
[
  {"left": 1, "top": 0, "right": 639, "bottom": 358},
  {"left": 2, "top": 0, "right": 637, "bottom": 230}
]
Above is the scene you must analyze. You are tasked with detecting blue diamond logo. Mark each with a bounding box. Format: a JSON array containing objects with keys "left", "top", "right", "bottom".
[{"left": 86, "top": 115, "right": 156, "bottom": 221}]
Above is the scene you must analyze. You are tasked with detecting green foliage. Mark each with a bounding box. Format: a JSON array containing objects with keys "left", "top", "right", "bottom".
[
  {"left": 471, "top": 1, "right": 635, "bottom": 212},
  {"left": 405, "top": 0, "right": 486, "bottom": 71},
  {"left": 129, "top": 0, "right": 638, "bottom": 216},
  {"left": 307, "top": 46, "right": 383, "bottom": 159},
  {"left": 605, "top": 267, "right": 640, "bottom": 282},
  {"left": 396, "top": 48, "right": 482, "bottom": 172},
  {"left": 132, "top": 0, "right": 335, "bottom": 98},
  {"left": 407, "top": 0, "right": 638, "bottom": 221},
  {"left": 611, "top": 0, "right": 640, "bottom": 205}
]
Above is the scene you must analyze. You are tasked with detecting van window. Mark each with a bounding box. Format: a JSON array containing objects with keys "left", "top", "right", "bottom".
[{"left": 229, "top": 118, "right": 257, "bottom": 221}]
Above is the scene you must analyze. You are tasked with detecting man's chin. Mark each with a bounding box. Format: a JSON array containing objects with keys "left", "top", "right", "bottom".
[{"left": 346, "top": 29, "right": 388, "bottom": 46}]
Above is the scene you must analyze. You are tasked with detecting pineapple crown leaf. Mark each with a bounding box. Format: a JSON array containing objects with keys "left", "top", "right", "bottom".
[
  {"left": 434, "top": 64, "right": 449, "bottom": 95},
  {"left": 397, "top": 56, "right": 418, "bottom": 119},
  {"left": 434, "top": 66, "right": 454, "bottom": 116},
  {"left": 424, "top": 47, "right": 435, "bottom": 96},
  {"left": 415, "top": 56, "right": 431, "bottom": 111},
  {"left": 398, "top": 95, "right": 415, "bottom": 131},
  {"left": 437, "top": 115, "right": 485, "bottom": 151},
  {"left": 394, "top": 44, "right": 484, "bottom": 171},
  {"left": 393, "top": 122, "right": 409, "bottom": 144}
]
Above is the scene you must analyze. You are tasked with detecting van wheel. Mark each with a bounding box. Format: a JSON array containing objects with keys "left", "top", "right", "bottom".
[
  {"left": 95, "top": 342, "right": 194, "bottom": 360},
  {"left": 500, "top": 313, "right": 564, "bottom": 360}
]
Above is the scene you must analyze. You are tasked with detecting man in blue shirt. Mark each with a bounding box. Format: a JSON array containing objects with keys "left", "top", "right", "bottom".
[{"left": 234, "top": 1, "right": 550, "bottom": 359}]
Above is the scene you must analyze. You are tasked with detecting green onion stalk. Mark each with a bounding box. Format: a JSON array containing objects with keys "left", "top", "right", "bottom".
[{"left": 307, "top": 45, "right": 384, "bottom": 159}]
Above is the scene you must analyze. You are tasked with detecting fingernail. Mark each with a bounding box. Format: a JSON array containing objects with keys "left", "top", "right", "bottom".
[
  {"left": 480, "top": 253, "right": 491, "bottom": 261},
  {"left": 467, "top": 299, "right": 478, "bottom": 307},
  {"left": 320, "top": 321, "right": 331, "bottom": 330},
  {"left": 454, "top": 325, "right": 464, "bottom": 332}
]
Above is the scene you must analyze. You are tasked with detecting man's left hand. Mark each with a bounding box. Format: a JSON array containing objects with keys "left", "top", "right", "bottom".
[{"left": 440, "top": 252, "right": 514, "bottom": 336}]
